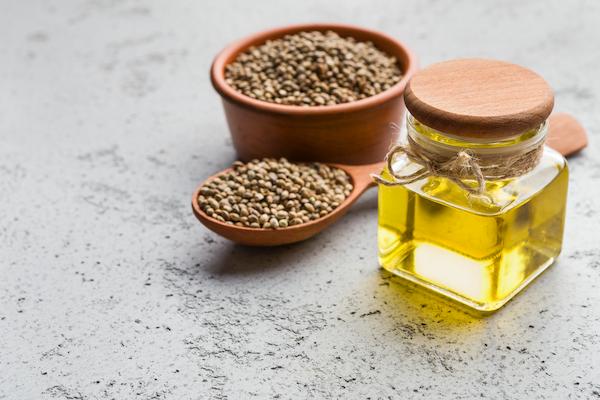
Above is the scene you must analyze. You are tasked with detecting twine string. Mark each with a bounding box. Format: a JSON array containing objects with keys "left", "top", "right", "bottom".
[{"left": 371, "top": 134, "right": 544, "bottom": 197}]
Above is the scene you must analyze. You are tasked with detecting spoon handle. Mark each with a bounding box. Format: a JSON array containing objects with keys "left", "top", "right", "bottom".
[
  {"left": 547, "top": 113, "right": 587, "bottom": 157},
  {"left": 340, "top": 161, "right": 385, "bottom": 195}
]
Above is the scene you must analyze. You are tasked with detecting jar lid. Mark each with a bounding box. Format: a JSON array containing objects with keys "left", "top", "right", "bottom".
[{"left": 404, "top": 59, "right": 554, "bottom": 139}]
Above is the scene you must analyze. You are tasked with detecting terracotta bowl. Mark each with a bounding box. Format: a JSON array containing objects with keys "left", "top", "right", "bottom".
[{"left": 210, "top": 23, "right": 417, "bottom": 165}]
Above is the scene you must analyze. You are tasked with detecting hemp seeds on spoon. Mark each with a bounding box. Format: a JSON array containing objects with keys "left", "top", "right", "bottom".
[{"left": 198, "top": 158, "right": 353, "bottom": 229}]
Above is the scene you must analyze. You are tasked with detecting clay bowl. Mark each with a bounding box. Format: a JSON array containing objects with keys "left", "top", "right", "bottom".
[
  {"left": 192, "top": 162, "right": 383, "bottom": 246},
  {"left": 210, "top": 23, "right": 417, "bottom": 165}
]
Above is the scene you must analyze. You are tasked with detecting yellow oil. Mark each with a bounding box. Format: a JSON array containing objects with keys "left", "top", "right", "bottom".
[{"left": 378, "top": 148, "right": 568, "bottom": 313}]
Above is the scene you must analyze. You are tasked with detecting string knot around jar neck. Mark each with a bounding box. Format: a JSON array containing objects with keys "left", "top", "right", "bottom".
[{"left": 371, "top": 122, "right": 546, "bottom": 197}]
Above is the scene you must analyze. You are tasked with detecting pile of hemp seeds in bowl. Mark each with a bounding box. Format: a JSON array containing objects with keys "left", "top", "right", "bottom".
[
  {"left": 225, "top": 30, "right": 403, "bottom": 106},
  {"left": 198, "top": 158, "right": 353, "bottom": 229}
]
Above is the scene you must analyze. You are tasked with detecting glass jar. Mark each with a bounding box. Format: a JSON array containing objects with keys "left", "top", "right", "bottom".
[{"left": 377, "top": 59, "right": 568, "bottom": 313}]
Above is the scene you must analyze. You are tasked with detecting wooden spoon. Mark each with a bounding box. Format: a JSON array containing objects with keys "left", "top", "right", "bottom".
[
  {"left": 192, "top": 162, "right": 381, "bottom": 246},
  {"left": 192, "top": 113, "right": 586, "bottom": 246}
]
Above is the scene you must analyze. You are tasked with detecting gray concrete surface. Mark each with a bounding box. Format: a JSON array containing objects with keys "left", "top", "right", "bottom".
[{"left": 1, "top": 0, "right": 599, "bottom": 399}]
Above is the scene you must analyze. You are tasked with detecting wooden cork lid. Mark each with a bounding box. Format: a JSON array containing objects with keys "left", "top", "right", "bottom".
[{"left": 404, "top": 59, "right": 554, "bottom": 139}]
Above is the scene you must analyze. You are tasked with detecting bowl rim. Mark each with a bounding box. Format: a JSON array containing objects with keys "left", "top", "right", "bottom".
[{"left": 210, "top": 22, "right": 418, "bottom": 116}]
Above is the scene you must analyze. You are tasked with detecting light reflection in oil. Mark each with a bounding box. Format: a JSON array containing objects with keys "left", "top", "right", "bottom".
[{"left": 413, "top": 242, "right": 488, "bottom": 302}]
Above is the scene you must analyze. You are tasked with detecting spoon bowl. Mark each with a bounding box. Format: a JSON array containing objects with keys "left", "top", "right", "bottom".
[{"left": 192, "top": 162, "right": 382, "bottom": 246}]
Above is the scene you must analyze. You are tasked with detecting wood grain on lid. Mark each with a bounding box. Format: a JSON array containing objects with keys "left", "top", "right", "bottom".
[{"left": 404, "top": 59, "right": 554, "bottom": 139}]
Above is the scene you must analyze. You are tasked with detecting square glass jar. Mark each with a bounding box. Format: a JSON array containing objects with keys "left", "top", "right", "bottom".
[{"left": 377, "top": 116, "right": 568, "bottom": 313}]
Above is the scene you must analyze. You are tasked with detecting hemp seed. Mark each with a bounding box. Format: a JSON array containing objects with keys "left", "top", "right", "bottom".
[
  {"left": 198, "top": 158, "right": 352, "bottom": 229},
  {"left": 225, "top": 30, "right": 402, "bottom": 106}
]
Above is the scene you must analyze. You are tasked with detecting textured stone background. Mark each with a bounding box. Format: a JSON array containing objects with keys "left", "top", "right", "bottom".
[{"left": 1, "top": 0, "right": 599, "bottom": 399}]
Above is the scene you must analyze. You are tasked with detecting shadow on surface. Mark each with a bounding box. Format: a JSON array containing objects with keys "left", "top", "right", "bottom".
[
  {"left": 376, "top": 269, "right": 490, "bottom": 326},
  {"left": 374, "top": 266, "right": 544, "bottom": 332},
  {"left": 201, "top": 239, "right": 319, "bottom": 277}
]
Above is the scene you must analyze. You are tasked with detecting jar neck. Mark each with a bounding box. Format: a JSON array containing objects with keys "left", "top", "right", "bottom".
[
  {"left": 407, "top": 113, "right": 547, "bottom": 158},
  {"left": 374, "top": 114, "right": 547, "bottom": 194}
]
